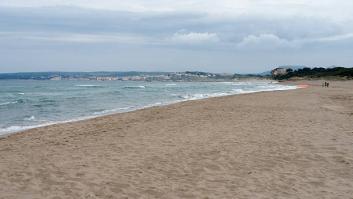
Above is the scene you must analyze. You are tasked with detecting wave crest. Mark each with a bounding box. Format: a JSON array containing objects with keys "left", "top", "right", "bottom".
[
  {"left": 123, "top": 85, "right": 146, "bottom": 89},
  {"left": 75, "top": 84, "right": 103, "bottom": 88}
]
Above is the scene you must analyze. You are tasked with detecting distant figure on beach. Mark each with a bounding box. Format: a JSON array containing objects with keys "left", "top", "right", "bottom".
[{"left": 323, "top": 82, "right": 330, "bottom": 88}]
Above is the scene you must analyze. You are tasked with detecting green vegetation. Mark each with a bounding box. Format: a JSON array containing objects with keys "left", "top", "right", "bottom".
[{"left": 273, "top": 67, "right": 353, "bottom": 80}]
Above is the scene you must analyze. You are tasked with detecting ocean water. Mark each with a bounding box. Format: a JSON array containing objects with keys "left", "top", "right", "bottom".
[{"left": 0, "top": 80, "right": 297, "bottom": 135}]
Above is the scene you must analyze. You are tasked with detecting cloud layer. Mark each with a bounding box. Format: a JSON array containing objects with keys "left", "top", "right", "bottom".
[{"left": 0, "top": 0, "right": 353, "bottom": 73}]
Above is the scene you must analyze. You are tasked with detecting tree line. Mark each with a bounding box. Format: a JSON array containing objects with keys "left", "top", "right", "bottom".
[{"left": 273, "top": 67, "right": 353, "bottom": 80}]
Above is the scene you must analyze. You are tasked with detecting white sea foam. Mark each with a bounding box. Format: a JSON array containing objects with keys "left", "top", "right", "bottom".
[
  {"left": 124, "top": 85, "right": 146, "bottom": 89},
  {"left": 0, "top": 126, "right": 33, "bottom": 134},
  {"left": 75, "top": 84, "right": 102, "bottom": 87},
  {"left": 118, "top": 106, "right": 134, "bottom": 110},
  {"left": 232, "top": 88, "right": 247, "bottom": 93},
  {"left": 0, "top": 105, "right": 142, "bottom": 136},
  {"left": 0, "top": 101, "right": 18, "bottom": 106},
  {"left": 0, "top": 123, "right": 53, "bottom": 136},
  {"left": 18, "top": 92, "right": 25, "bottom": 95},
  {"left": 93, "top": 106, "right": 135, "bottom": 115},
  {"left": 217, "top": 82, "right": 234, "bottom": 84},
  {"left": 179, "top": 84, "right": 297, "bottom": 101},
  {"left": 142, "top": 102, "right": 166, "bottom": 109},
  {"left": 24, "top": 115, "right": 36, "bottom": 121},
  {"left": 0, "top": 115, "right": 98, "bottom": 136},
  {"left": 179, "top": 92, "right": 230, "bottom": 101}
]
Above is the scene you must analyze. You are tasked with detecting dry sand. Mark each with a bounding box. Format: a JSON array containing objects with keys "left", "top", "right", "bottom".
[{"left": 0, "top": 80, "right": 353, "bottom": 199}]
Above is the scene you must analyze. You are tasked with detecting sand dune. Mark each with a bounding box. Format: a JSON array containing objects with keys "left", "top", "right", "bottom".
[{"left": 0, "top": 80, "right": 353, "bottom": 198}]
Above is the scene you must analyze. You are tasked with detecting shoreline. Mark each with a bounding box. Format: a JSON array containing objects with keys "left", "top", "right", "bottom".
[
  {"left": 0, "top": 83, "right": 297, "bottom": 137},
  {"left": 1, "top": 80, "right": 352, "bottom": 198}
]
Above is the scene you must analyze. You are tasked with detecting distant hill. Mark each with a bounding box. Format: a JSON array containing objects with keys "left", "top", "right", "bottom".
[
  {"left": 256, "top": 65, "right": 307, "bottom": 77},
  {"left": 276, "top": 65, "right": 307, "bottom": 70},
  {"left": 272, "top": 67, "right": 353, "bottom": 80}
]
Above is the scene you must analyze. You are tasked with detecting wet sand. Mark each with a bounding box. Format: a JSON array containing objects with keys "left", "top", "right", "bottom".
[{"left": 0, "top": 80, "right": 353, "bottom": 198}]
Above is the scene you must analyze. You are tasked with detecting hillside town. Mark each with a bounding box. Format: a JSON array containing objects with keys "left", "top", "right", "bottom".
[{"left": 0, "top": 71, "right": 246, "bottom": 81}]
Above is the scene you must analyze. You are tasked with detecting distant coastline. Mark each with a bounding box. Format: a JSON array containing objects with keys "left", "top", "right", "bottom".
[
  {"left": 2, "top": 66, "right": 352, "bottom": 81},
  {"left": 0, "top": 71, "right": 266, "bottom": 82}
]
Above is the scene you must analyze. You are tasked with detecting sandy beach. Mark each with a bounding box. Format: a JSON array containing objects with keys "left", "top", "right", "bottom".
[{"left": 0, "top": 80, "right": 353, "bottom": 198}]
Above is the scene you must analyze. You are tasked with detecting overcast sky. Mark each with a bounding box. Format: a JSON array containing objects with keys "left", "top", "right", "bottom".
[{"left": 0, "top": 0, "right": 352, "bottom": 73}]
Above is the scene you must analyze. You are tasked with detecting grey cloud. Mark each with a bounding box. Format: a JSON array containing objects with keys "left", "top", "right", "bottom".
[
  {"left": 1, "top": 6, "right": 351, "bottom": 47},
  {"left": 0, "top": 4, "right": 353, "bottom": 72}
]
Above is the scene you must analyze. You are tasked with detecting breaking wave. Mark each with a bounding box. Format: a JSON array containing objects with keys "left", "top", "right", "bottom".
[
  {"left": 75, "top": 84, "right": 103, "bottom": 88},
  {"left": 123, "top": 85, "right": 146, "bottom": 89}
]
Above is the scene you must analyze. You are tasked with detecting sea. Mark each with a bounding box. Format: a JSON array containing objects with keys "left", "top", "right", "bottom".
[{"left": 0, "top": 80, "right": 297, "bottom": 135}]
